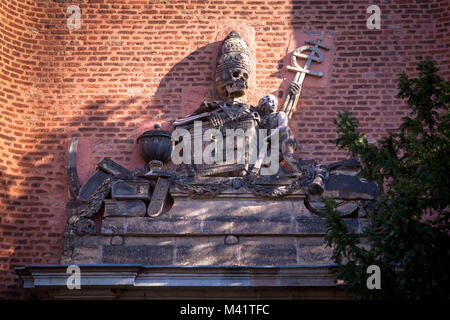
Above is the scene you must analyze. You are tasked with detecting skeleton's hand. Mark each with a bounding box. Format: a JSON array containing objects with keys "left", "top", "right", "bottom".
[
  {"left": 210, "top": 111, "right": 224, "bottom": 128},
  {"left": 288, "top": 83, "right": 300, "bottom": 95}
]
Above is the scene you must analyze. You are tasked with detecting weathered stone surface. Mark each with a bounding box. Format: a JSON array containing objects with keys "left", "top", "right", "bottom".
[
  {"left": 324, "top": 174, "right": 378, "bottom": 199},
  {"left": 224, "top": 235, "right": 239, "bottom": 245},
  {"left": 307, "top": 200, "right": 359, "bottom": 217},
  {"left": 175, "top": 238, "right": 239, "bottom": 265},
  {"left": 78, "top": 169, "right": 111, "bottom": 202},
  {"left": 71, "top": 182, "right": 370, "bottom": 269},
  {"left": 98, "top": 157, "right": 131, "bottom": 176},
  {"left": 298, "top": 240, "right": 334, "bottom": 265},
  {"left": 64, "top": 234, "right": 354, "bottom": 267},
  {"left": 101, "top": 216, "right": 366, "bottom": 236},
  {"left": 101, "top": 217, "right": 290, "bottom": 235},
  {"left": 16, "top": 265, "right": 346, "bottom": 300},
  {"left": 67, "top": 137, "right": 81, "bottom": 199},
  {"left": 111, "top": 180, "right": 151, "bottom": 201},
  {"left": 65, "top": 200, "right": 83, "bottom": 219},
  {"left": 240, "top": 238, "right": 298, "bottom": 265},
  {"left": 147, "top": 178, "right": 170, "bottom": 217},
  {"left": 70, "top": 247, "right": 100, "bottom": 264},
  {"left": 336, "top": 201, "right": 359, "bottom": 217},
  {"left": 294, "top": 218, "right": 328, "bottom": 234},
  {"left": 103, "top": 245, "right": 173, "bottom": 264},
  {"left": 104, "top": 199, "right": 146, "bottom": 217},
  {"left": 102, "top": 217, "right": 201, "bottom": 235},
  {"left": 327, "top": 158, "right": 361, "bottom": 172},
  {"left": 111, "top": 236, "right": 124, "bottom": 246},
  {"left": 166, "top": 196, "right": 314, "bottom": 219},
  {"left": 67, "top": 227, "right": 372, "bottom": 266}
]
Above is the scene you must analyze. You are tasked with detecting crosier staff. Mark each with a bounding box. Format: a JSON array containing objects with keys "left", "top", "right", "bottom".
[{"left": 280, "top": 37, "right": 330, "bottom": 119}]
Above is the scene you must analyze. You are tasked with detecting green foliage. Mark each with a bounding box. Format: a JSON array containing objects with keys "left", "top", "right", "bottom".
[{"left": 324, "top": 60, "right": 450, "bottom": 299}]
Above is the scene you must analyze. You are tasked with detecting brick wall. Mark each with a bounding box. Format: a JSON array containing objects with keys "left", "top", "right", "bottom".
[
  {"left": 0, "top": 0, "right": 65, "bottom": 299},
  {"left": 0, "top": 0, "right": 448, "bottom": 298}
]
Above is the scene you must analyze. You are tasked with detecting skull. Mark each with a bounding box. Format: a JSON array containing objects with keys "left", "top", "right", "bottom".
[
  {"left": 258, "top": 94, "right": 278, "bottom": 114},
  {"left": 216, "top": 67, "right": 249, "bottom": 99}
]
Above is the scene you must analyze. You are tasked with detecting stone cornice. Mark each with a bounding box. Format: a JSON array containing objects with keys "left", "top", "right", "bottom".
[{"left": 16, "top": 264, "right": 339, "bottom": 292}]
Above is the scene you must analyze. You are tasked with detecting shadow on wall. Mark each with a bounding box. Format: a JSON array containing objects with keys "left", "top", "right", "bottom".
[
  {"left": 0, "top": 38, "right": 232, "bottom": 298},
  {"left": 75, "top": 40, "right": 223, "bottom": 181},
  {"left": 0, "top": 21, "right": 334, "bottom": 298},
  {"left": 71, "top": 27, "right": 325, "bottom": 182},
  {"left": 2, "top": 0, "right": 447, "bottom": 299},
  {"left": 1, "top": 15, "right": 339, "bottom": 298},
  {"left": 69, "top": 31, "right": 334, "bottom": 191}
]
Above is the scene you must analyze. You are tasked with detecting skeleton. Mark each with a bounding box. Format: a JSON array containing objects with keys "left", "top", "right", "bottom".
[
  {"left": 253, "top": 94, "right": 302, "bottom": 176},
  {"left": 172, "top": 31, "right": 260, "bottom": 177},
  {"left": 216, "top": 67, "right": 249, "bottom": 99},
  {"left": 173, "top": 31, "right": 254, "bottom": 129}
]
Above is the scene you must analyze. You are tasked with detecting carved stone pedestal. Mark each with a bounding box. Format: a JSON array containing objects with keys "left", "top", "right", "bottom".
[
  {"left": 61, "top": 178, "right": 368, "bottom": 266},
  {"left": 19, "top": 167, "right": 376, "bottom": 299}
]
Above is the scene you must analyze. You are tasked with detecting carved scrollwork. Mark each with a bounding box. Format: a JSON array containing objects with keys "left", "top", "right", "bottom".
[
  {"left": 66, "top": 177, "right": 113, "bottom": 235},
  {"left": 67, "top": 173, "right": 134, "bottom": 236},
  {"left": 242, "top": 165, "right": 316, "bottom": 198},
  {"left": 172, "top": 177, "right": 231, "bottom": 198}
]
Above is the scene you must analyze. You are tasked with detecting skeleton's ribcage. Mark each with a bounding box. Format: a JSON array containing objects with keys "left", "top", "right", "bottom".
[{"left": 177, "top": 118, "right": 259, "bottom": 177}]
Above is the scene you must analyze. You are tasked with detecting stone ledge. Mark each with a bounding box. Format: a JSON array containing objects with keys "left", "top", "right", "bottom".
[
  {"left": 101, "top": 217, "right": 368, "bottom": 236},
  {"left": 16, "top": 264, "right": 340, "bottom": 291}
]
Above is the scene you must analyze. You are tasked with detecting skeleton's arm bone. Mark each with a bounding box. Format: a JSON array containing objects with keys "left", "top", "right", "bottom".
[{"left": 173, "top": 112, "right": 210, "bottom": 127}]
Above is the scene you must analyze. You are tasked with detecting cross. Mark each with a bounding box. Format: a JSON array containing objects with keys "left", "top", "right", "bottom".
[{"left": 280, "top": 38, "right": 330, "bottom": 118}]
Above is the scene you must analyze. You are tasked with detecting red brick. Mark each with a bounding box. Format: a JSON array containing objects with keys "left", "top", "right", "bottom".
[{"left": 0, "top": 0, "right": 449, "bottom": 299}]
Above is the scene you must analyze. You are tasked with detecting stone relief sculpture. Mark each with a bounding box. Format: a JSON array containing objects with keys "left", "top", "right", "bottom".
[
  {"left": 62, "top": 31, "right": 377, "bottom": 264},
  {"left": 173, "top": 31, "right": 260, "bottom": 177},
  {"left": 173, "top": 31, "right": 257, "bottom": 129},
  {"left": 252, "top": 94, "right": 302, "bottom": 177}
]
